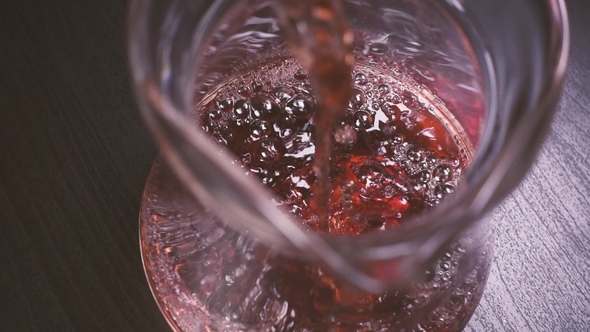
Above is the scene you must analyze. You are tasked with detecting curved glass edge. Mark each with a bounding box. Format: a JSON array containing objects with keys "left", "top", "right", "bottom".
[{"left": 128, "top": 0, "right": 570, "bottom": 275}]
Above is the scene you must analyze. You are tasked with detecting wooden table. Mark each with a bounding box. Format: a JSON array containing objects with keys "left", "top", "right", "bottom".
[{"left": 1, "top": 0, "right": 588, "bottom": 330}]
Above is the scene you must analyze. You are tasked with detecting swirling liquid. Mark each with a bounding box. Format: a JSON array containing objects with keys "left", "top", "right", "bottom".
[{"left": 199, "top": 59, "right": 470, "bottom": 235}]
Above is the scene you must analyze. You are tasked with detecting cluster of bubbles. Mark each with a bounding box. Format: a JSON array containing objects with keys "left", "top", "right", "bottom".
[
  {"left": 196, "top": 58, "right": 469, "bottom": 234},
  {"left": 143, "top": 57, "right": 485, "bottom": 332},
  {"left": 199, "top": 59, "right": 315, "bottom": 166}
]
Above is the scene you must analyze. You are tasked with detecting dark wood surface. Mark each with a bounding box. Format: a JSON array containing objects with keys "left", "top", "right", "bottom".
[{"left": 1, "top": 0, "right": 588, "bottom": 331}]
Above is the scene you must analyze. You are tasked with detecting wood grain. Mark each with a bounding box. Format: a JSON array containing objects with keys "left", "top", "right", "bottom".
[
  {"left": 0, "top": 1, "right": 167, "bottom": 331},
  {"left": 0, "top": 0, "right": 588, "bottom": 331},
  {"left": 466, "top": 1, "right": 590, "bottom": 330}
]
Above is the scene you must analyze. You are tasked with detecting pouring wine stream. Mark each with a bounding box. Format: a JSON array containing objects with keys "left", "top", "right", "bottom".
[{"left": 274, "top": 0, "right": 353, "bottom": 232}]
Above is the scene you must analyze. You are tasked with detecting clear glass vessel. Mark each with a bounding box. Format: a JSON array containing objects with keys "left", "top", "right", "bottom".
[{"left": 128, "top": 0, "right": 569, "bottom": 331}]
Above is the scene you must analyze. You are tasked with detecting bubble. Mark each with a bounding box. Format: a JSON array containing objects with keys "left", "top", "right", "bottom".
[
  {"left": 354, "top": 73, "right": 367, "bottom": 85},
  {"left": 234, "top": 118, "right": 249, "bottom": 127},
  {"left": 425, "top": 154, "right": 438, "bottom": 165},
  {"left": 428, "top": 197, "right": 440, "bottom": 207},
  {"left": 392, "top": 134, "right": 404, "bottom": 144},
  {"left": 352, "top": 111, "right": 373, "bottom": 131},
  {"left": 237, "top": 82, "right": 252, "bottom": 97},
  {"left": 418, "top": 160, "right": 429, "bottom": 170},
  {"left": 250, "top": 120, "right": 272, "bottom": 139},
  {"left": 276, "top": 114, "right": 298, "bottom": 139},
  {"left": 218, "top": 98, "right": 233, "bottom": 112},
  {"left": 387, "top": 93, "right": 401, "bottom": 103},
  {"left": 407, "top": 147, "right": 424, "bottom": 162},
  {"left": 382, "top": 102, "right": 400, "bottom": 120},
  {"left": 334, "top": 124, "right": 357, "bottom": 145},
  {"left": 284, "top": 93, "right": 315, "bottom": 120},
  {"left": 349, "top": 88, "right": 365, "bottom": 109},
  {"left": 278, "top": 127, "right": 295, "bottom": 139},
  {"left": 251, "top": 94, "right": 281, "bottom": 121},
  {"left": 208, "top": 108, "right": 222, "bottom": 121},
  {"left": 259, "top": 139, "right": 281, "bottom": 161},
  {"left": 416, "top": 170, "right": 431, "bottom": 183},
  {"left": 252, "top": 80, "right": 263, "bottom": 93},
  {"left": 225, "top": 274, "right": 235, "bottom": 285},
  {"left": 402, "top": 91, "right": 416, "bottom": 107},
  {"left": 433, "top": 165, "right": 453, "bottom": 183},
  {"left": 233, "top": 100, "right": 250, "bottom": 119},
  {"left": 434, "top": 184, "right": 455, "bottom": 199},
  {"left": 273, "top": 86, "right": 295, "bottom": 103},
  {"left": 294, "top": 69, "right": 307, "bottom": 80},
  {"left": 378, "top": 84, "right": 390, "bottom": 94},
  {"left": 218, "top": 124, "right": 233, "bottom": 141}
]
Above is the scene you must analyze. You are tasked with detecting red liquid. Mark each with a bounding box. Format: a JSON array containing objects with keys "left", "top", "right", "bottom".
[
  {"left": 200, "top": 59, "right": 468, "bottom": 235},
  {"left": 141, "top": 59, "right": 487, "bottom": 332}
]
